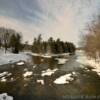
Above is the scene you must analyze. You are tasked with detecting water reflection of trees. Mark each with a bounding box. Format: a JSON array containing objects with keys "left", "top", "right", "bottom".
[
  {"left": 32, "top": 56, "right": 42, "bottom": 64},
  {"left": 32, "top": 56, "right": 58, "bottom": 70},
  {"left": 47, "top": 58, "right": 57, "bottom": 70}
]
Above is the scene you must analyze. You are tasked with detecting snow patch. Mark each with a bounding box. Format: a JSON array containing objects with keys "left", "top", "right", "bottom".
[
  {"left": 54, "top": 73, "right": 74, "bottom": 84},
  {"left": 10, "top": 78, "right": 14, "bottom": 82},
  {"left": 41, "top": 68, "right": 58, "bottom": 77},
  {"left": 42, "top": 54, "right": 52, "bottom": 58},
  {"left": 27, "top": 52, "right": 69, "bottom": 58},
  {"left": 55, "top": 58, "right": 68, "bottom": 64},
  {"left": 33, "top": 65, "right": 37, "bottom": 69},
  {"left": 0, "top": 93, "right": 13, "bottom": 100},
  {"left": 92, "top": 67, "right": 100, "bottom": 76},
  {"left": 0, "top": 72, "right": 8, "bottom": 77},
  {"left": 26, "top": 52, "right": 52, "bottom": 58},
  {"left": 7, "top": 73, "right": 12, "bottom": 76},
  {"left": 16, "top": 61, "right": 24, "bottom": 65},
  {"left": 0, "top": 72, "right": 12, "bottom": 79},
  {"left": 37, "top": 79, "right": 44, "bottom": 85},
  {"left": 0, "top": 77, "right": 7, "bottom": 82},
  {"left": 23, "top": 71, "right": 33, "bottom": 77},
  {"left": 72, "top": 72, "right": 76, "bottom": 75},
  {"left": 24, "top": 68, "right": 28, "bottom": 72}
]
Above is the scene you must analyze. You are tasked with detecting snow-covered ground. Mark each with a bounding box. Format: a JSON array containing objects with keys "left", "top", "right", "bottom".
[
  {"left": 0, "top": 71, "right": 12, "bottom": 82},
  {"left": 76, "top": 50, "right": 100, "bottom": 76},
  {"left": 23, "top": 71, "right": 33, "bottom": 77},
  {"left": 55, "top": 58, "right": 68, "bottom": 64},
  {"left": 54, "top": 72, "right": 76, "bottom": 84},
  {"left": 1, "top": 77, "right": 7, "bottom": 82},
  {"left": 0, "top": 49, "right": 31, "bottom": 65},
  {"left": 33, "top": 65, "right": 37, "bottom": 69},
  {"left": 37, "top": 79, "right": 44, "bottom": 85},
  {"left": 0, "top": 72, "right": 8, "bottom": 77},
  {"left": 41, "top": 68, "right": 58, "bottom": 77},
  {"left": 0, "top": 93, "right": 13, "bottom": 100},
  {"left": 26, "top": 52, "right": 69, "bottom": 58},
  {"left": 16, "top": 61, "right": 25, "bottom": 65},
  {"left": 0, "top": 48, "right": 69, "bottom": 65},
  {"left": 26, "top": 52, "right": 52, "bottom": 58}
]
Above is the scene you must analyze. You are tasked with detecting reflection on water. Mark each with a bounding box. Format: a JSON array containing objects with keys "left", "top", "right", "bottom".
[
  {"left": 32, "top": 56, "right": 58, "bottom": 69},
  {"left": 0, "top": 56, "right": 100, "bottom": 100}
]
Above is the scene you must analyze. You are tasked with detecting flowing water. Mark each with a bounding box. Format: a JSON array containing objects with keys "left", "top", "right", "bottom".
[{"left": 0, "top": 54, "right": 100, "bottom": 100}]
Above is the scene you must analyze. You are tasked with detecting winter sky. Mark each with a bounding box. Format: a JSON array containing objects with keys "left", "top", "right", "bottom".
[{"left": 0, "top": 0, "right": 100, "bottom": 45}]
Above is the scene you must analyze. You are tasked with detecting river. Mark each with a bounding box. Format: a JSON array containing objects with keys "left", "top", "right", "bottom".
[{"left": 0, "top": 52, "right": 100, "bottom": 100}]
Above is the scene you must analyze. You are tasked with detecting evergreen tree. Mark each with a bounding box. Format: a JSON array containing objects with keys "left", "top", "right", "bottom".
[
  {"left": 32, "top": 38, "right": 38, "bottom": 53},
  {"left": 37, "top": 34, "right": 42, "bottom": 53},
  {"left": 32, "top": 35, "right": 76, "bottom": 54},
  {"left": 9, "top": 33, "right": 22, "bottom": 53}
]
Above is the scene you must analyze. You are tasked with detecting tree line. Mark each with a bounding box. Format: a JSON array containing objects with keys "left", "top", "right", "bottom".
[
  {"left": 0, "top": 27, "right": 76, "bottom": 54},
  {"left": 0, "top": 27, "right": 22, "bottom": 53},
  {"left": 32, "top": 34, "right": 76, "bottom": 54}
]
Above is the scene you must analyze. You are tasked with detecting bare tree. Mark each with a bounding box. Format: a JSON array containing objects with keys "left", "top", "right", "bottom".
[
  {"left": 2, "top": 30, "right": 10, "bottom": 53},
  {"left": 81, "top": 16, "right": 100, "bottom": 59}
]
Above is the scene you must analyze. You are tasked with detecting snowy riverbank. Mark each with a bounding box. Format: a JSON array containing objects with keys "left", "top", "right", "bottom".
[
  {"left": 76, "top": 50, "right": 100, "bottom": 76},
  {"left": 0, "top": 49, "right": 31, "bottom": 65},
  {"left": 0, "top": 93, "right": 13, "bottom": 100},
  {"left": 26, "top": 52, "right": 69, "bottom": 58},
  {"left": 0, "top": 49, "right": 69, "bottom": 66}
]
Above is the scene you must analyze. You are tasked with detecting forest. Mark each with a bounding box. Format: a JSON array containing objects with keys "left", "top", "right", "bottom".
[
  {"left": 0, "top": 27, "right": 76, "bottom": 54},
  {"left": 32, "top": 34, "right": 75, "bottom": 54}
]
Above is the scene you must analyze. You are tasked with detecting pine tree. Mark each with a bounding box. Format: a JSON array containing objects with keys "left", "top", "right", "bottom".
[
  {"left": 32, "top": 35, "right": 76, "bottom": 54},
  {"left": 9, "top": 33, "right": 22, "bottom": 53},
  {"left": 32, "top": 38, "right": 38, "bottom": 53}
]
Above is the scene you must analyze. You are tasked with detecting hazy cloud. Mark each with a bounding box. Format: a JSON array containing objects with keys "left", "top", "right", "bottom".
[{"left": 0, "top": 0, "right": 100, "bottom": 45}]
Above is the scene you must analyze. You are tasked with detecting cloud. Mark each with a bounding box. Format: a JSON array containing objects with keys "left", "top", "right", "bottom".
[
  {"left": 0, "top": 16, "right": 40, "bottom": 43},
  {"left": 0, "top": 0, "right": 100, "bottom": 45}
]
